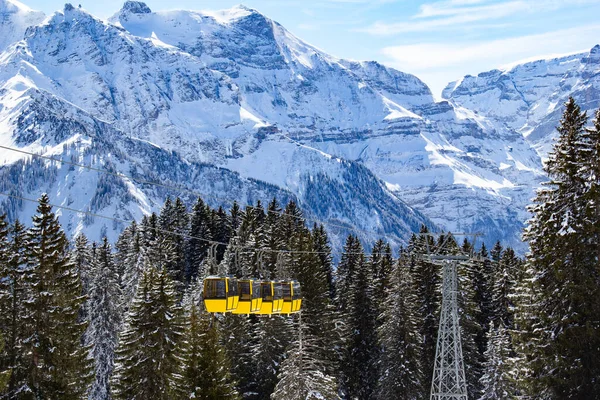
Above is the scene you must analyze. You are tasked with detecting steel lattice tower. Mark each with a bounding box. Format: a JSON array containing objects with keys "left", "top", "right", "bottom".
[{"left": 430, "top": 260, "right": 468, "bottom": 400}]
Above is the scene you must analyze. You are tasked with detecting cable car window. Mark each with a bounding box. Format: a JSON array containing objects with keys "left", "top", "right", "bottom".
[
  {"left": 261, "top": 283, "right": 273, "bottom": 301},
  {"left": 273, "top": 283, "right": 283, "bottom": 299},
  {"left": 293, "top": 283, "right": 301, "bottom": 299},
  {"left": 252, "top": 281, "right": 261, "bottom": 299},
  {"left": 282, "top": 283, "right": 292, "bottom": 301},
  {"left": 239, "top": 281, "right": 251, "bottom": 301},
  {"left": 205, "top": 280, "right": 226, "bottom": 299},
  {"left": 228, "top": 279, "right": 238, "bottom": 296}
]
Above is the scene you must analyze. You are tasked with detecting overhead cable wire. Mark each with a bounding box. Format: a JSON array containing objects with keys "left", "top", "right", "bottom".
[
  {"left": 0, "top": 190, "right": 378, "bottom": 257},
  {"left": 0, "top": 143, "right": 406, "bottom": 243}
]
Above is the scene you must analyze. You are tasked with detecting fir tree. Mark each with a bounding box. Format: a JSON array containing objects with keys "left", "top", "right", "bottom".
[
  {"left": 112, "top": 267, "right": 184, "bottom": 400},
  {"left": 73, "top": 233, "right": 94, "bottom": 322},
  {"left": 187, "top": 198, "right": 212, "bottom": 281},
  {"left": 117, "top": 221, "right": 143, "bottom": 310},
  {"left": 0, "top": 332, "right": 10, "bottom": 393},
  {"left": 22, "top": 194, "right": 92, "bottom": 398},
  {"left": 479, "top": 323, "right": 516, "bottom": 399},
  {"left": 219, "top": 313, "right": 256, "bottom": 398},
  {"left": 408, "top": 226, "right": 440, "bottom": 396},
  {"left": 177, "top": 301, "right": 239, "bottom": 400},
  {"left": 311, "top": 224, "right": 335, "bottom": 300},
  {"left": 491, "top": 247, "right": 519, "bottom": 329},
  {"left": 376, "top": 255, "right": 423, "bottom": 400},
  {"left": 0, "top": 220, "right": 27, "bottom": 396},
  {"left": 519, "top": 97, "right": 600, "bottom": 397},
  {"left": 158, "top": 197, "right": 189, "bottom": 288},
  {"left": 86, "top": 237, "right": 122, "bottom": 400},
  {"left": 271, "top": 315, "right": 339, "bottom": 400},
  {"left": 337, "top": 237, "right": 378, "bottom": 400}
]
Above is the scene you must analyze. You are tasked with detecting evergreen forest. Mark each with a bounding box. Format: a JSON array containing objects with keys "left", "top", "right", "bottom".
[{"left": 0, "top": 97, "right": 599, "bottom": 399}]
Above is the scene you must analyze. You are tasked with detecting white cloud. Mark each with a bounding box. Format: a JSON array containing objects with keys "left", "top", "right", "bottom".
[
  {"left": 360, "top": 0, "right": 587, "bottom": 35},
  {"left": 380, "top": 24, "right": 600, "bottom": 97}
]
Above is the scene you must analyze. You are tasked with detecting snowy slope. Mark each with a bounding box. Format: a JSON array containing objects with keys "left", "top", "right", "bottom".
[
  {"left": 443, "top": 45, "right": 600, "bottom": 158},
  {"left": 0, "top": 1, "right": 556, "bottom": 252},
  {"left": 0, "top": 0, "right": 45, "bottom": 53}
]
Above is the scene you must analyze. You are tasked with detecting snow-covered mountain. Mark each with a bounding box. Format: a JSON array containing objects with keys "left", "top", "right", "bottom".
[
  {"left": 0, "top": 0, "right": 44, "bottom": 53},
  {"left": 444, "top": 46, "right": 600, "bottom": 158},
  {"left": 0, "top": 0, "right": 571, "bottom": 253}
]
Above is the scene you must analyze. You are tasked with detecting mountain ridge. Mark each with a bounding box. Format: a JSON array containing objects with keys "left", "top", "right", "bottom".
[{"left": 2, "top": 1, "right": 593, "bottom": 253}]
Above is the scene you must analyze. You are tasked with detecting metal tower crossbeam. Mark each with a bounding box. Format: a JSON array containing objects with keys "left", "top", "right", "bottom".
[{"left": 430, "top": 260, "right": 468, "bottom": 400}]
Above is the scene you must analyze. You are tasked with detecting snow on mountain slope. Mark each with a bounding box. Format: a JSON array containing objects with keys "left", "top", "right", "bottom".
[
  {"left": 0, "top": 1, "right": 553, "bottom": 252},
  {"left": 106, "top": 2, "right": 545, "bottom": 250},
  {"left": 0, "top": 3, "right": 432, "bottom": 252},
  {"left": 443, "top": 45, "right": 600, "bottom": 157},
  {"left": 0, "top": 0, "right": 45, "bottom": 53}
]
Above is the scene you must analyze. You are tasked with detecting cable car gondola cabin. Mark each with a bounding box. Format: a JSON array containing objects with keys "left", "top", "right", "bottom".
[
  {"left": 281, "top": 281, "right": 302, "bottom": 314},
  {"left": 232, "top": 279, "right": 263, "bottom": 314},
  {"left": 203, "top": 276, "right": 239, "bottom": 313},
  {"left": 257, "top": 281, "right": 284, "bottom": 315}
]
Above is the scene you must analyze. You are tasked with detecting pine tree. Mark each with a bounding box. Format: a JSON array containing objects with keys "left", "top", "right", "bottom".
[
  {"left": 0, "top": 332, "right": 10, "bottom": 393},
  {"left": 0, "top": 220, "right": 27, "bottom": 396},
  {"left": 117, "top": 221, "right": 143, "bottom": 310},
  {"left": 112, "top": 267, "right": 184, "bottom": 400},
  {"left": 22, "top": 194, "right": 92, "bottom": 398},
  {"left": 219, "top": 313, "right": 256, "bottom": 398},
  {"left": 370, "top": 239, "right": 393, "bottom": 321},
  {"left": 491, "top": 247, "right": 519, "bottom": 329},
  {"left": 86, "top": 237, "right": 122, "bottom": 400},
  {"left": 376, "top": 255, "right": 423, "bottom": 400},
  {"left": 518, "top": 98, "right": 600, "bottom": 397},
  {"left": 159, "top": 197, "right": 189, "bottom": 289},
  {"left": 0, "top": 215, "right": 12, "bottom": 396},
  {"left": 408, "top": 226, "right": 440, "bottom": 396},
  {"left": 248, "top": 316, "right": 293, "bottom": 400},
  {"left": 177, "top": 300, "right": 239, "bottom": 400},
  {"left": 311, "top": 224, "right": 335, "bottom": 300},
  {"left": 457, "top": 242, "right": 484, "bottom": 399},
  {"left": 73, "top": 233, "right": 94, "bottom": 322},
  {"left": 337, "top": 237, "right": 378, "bottom": 400},
  {"left": 288, "top": 227, "right": 340, "bottom": 378},
  {"left": 479, "top": 323, "right": 516, "bottom": 399},
  {"left": 187, "top": 198, "right": 212, "bottom": 282},
  {"left": 271, "top": 315, "right": 339, "bottom": 400}
]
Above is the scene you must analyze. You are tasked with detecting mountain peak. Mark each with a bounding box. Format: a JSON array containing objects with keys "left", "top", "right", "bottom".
[{"left": 121, "top": 1, "right": 151, "bottom": 15}]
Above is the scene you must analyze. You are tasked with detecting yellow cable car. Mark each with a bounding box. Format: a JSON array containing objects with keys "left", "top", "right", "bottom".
[
  {"left": 281, "top": 280, "right": 302, "bottom": 314},
  {"left": 256, "top": 281, "right": 284, "bottom": 315},
  {"left": 203, "top": 276, "right": 239, "bottom": 313},
  {"left": 232, "top": 279, "right": 263, "bottom": 314}
]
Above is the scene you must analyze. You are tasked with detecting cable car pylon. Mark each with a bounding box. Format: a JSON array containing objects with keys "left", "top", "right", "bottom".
[
  {"left": 430, "top": 259, "right": 468, "bottom": 400},
  {"left": 419, "top": 232, "right": 481, "bottom": 400}
]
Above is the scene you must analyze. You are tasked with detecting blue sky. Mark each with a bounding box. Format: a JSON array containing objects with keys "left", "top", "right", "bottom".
[{"left": 23, "top": 0, "right": 600, "bottom": 97}]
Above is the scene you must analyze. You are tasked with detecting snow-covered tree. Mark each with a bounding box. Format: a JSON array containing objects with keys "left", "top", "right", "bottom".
[
  {"left": 86, "top": 237, "right": 122, "bottom": 400},
  {"left": 519, "top": 97, "right": 600, "bottom": 397},
  {"left": 376, "top": 255, "right": 423, "bottom": 400},
  {"left": 116, "top": 221, "right": 143, "bottom": 310},
  {"left": 112, "top": 266, "right": 184, "bottom": 400},
  {"left": 186, "top": 198, "right": 212, "bottom": 281},
  {"left": 23, "top": 194, "right": 92, "bottom": 398},
  {"left": 479, "top": 323, "right": 516, "bottom": 399},
  {"left": 337, "top": 236, "right": 379, "bottom": 400},
  {"left": 407, "top": 226, "right": 440, "bottom": 397},
  {"left": 271, "top": 315, "right": 339, "bottom": 400},
  {"left": 0, "top": 220, "right": 27, "bottom": 396},
  {"left": 177, "top": 302, "right": 239, "bottom": 400}
]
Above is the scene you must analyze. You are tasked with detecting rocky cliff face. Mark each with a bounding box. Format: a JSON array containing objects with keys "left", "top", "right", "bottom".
[{"left": 1, "top": 1, "right": 576, "bottom": 252}]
